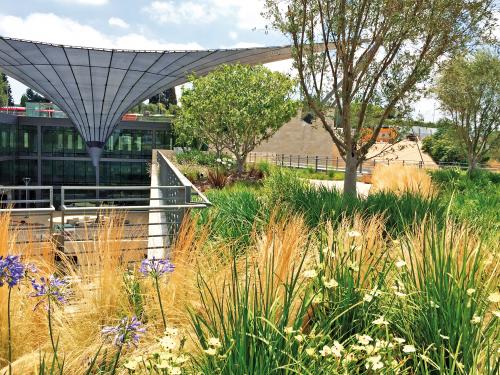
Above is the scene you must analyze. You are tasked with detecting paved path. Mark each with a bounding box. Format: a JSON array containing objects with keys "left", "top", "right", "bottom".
[{"left": 308, "top": 179, "right": 372, "bottom": 198}]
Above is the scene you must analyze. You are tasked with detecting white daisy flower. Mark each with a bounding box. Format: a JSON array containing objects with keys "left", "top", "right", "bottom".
[{"left": 403, "top": 345, "right": 416, "bottom": 353}]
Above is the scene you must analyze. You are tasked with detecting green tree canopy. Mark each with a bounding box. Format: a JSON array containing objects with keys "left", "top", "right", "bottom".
[
  {"left": 175, "top": 64, "right": 299, "bottom": 173},
  {"left": 129, "top": 102, "right": 169, "bottom": 115},
  {"left": 20, "top": 88, "right": 49, "bottom": 106},
  {"left": 422, "top": 121, "right": 469, "bottom": 164},
  {"left": 435, "top": 50, "right": 500, "bottom": 172},
  {"left": 264, "top": 0, "right": 496, "bottom": 195},
  {"left": 0, "top": 72, "right": 13, "bottom": 106},
  {"left": 149, "top": 88, "right": 177, "bottom": 108}
]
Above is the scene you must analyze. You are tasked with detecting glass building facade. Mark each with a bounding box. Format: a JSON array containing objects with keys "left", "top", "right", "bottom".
[{"left": 0, "top": 112, "right": 174, "bottom": 205}]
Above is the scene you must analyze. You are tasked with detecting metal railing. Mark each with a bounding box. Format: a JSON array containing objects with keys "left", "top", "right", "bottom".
[
  {"left": 57, "top": 184, "right": 210, "bottom": 260},
  {"left": 0, "top": 154, "right": 211, "bottom": 262},
  {"left": 248, "top": 152, "right": 500, "bottom": 173},
  {"left": 0, "top": 186, "right": 55, "bottom": 250}
]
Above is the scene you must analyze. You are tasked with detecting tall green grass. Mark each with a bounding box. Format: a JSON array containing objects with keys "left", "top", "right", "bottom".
[
  {"left": 430, "top": 169, "right": 500, "bottom": 233},
  {"left": 187, "top": 214, "right": 499, "bottom": 374},
  {"left": 198, "top": 185, "right": 263, "bottom": 247},
  {"left": 393, "top": 219, "right": 499, "bottom": 374},
  {"left": 189, "top": 235, "right": 315, "bottom": 374},
  {"left": 199, "top": 168, "right": 449, "bottom": 247}
]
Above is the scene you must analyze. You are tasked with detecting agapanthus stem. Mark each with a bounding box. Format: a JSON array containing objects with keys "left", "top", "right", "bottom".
[
  {"left": 110, "top": 344, "right": 123, "bottom": 375},
  {"left": 154, "top": 276, "right": 166, "bottom": 330},
  {"left": 8, "top": 287, "right": 12, "bottom": 375},
  {"left": 47, "top": 296, "right": 61, "bottom": 370}
]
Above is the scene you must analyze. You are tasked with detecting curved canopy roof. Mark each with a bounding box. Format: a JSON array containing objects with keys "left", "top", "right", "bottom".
[{"left": 0, "top": 36, "right": 294, "bottom": 165}]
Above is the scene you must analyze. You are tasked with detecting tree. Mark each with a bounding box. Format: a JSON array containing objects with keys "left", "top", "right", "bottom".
[
  {"left": 25, "top": 88, "right": 49, "bottom": 103},
  {"left": 0, "top": 77, "right": 7, "bottom": 107},
  {"left": 264, "top": 0, "right": 495, "bottom": 196},
  {"left": 435, "top": 51, "right": 499, "bottom": 173},
  {"left": 422, "top": 121, "right": 469, "bottom": 164},
  {"left": 0, "top": 73, "right": 13, "bottom": 106},
  {"left": 129, "top": 102, "right": 169, "bottom": 116},
  {"left": 149, "top": 88, "right": 177, "bottom": 107},
  {"left": 175, "top": 64, "right": 299, "bottom": 173},
  {"left": 20, "top": 94, "right": 27, "bottom": 107}
]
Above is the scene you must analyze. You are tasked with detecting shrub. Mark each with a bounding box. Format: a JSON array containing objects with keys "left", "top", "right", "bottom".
[
  {"left": 261, "top": 168, "right": 307, "bottom": 209},
  {"left": 179, "top": 164, "right": 206, "bottom": 183},
  {"left": 422, "top": 127, "right": 468, "bottom": 164},
  {"left": 207, "top": 168, "right": 228, "bottom": 189},
  {"left": 253, "top": 160, "right": 274, "bottom": 176},
  {"left": 175, "top": 150, "right": 219, "bottom": 166}
]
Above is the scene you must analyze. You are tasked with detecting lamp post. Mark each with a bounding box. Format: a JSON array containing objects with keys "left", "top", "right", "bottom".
[{"left": 22, "top": 177, "right": 31, "bottom": 218}]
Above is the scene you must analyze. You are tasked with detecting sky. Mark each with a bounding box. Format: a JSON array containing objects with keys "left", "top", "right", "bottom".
[{"left": 0, "top": 0, "right": 449, "bottom": 121}]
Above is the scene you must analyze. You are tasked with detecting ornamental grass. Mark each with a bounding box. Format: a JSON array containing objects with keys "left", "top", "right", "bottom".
[{"left": 0, "top": 190, "right": 498, "bottom": 374}]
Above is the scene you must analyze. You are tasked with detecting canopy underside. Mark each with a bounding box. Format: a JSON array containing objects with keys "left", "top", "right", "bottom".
[{"left": 0, "top": 36, "right": 293, "bottom": 156}]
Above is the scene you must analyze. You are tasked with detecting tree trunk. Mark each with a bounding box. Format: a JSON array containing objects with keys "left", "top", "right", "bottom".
[
  {"left": 467, "top": 155, "right": 478, "bottom": 175},
  {"left": 235, "top": 154, "right": 246, "bottom": 175},
  {"left": 344, "top": 153, "right": 358, "bottom": 197}
]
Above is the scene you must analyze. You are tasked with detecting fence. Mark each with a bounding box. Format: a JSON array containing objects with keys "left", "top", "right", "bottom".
[
  {"left": 0, "top": 154, "right": 211, "bottom": 262},
  {"left": 247, "top": 152, "right": 499, "bottom": 173},
  {"left": 0, "top": 186, "right": 55, "bottom": 254}
]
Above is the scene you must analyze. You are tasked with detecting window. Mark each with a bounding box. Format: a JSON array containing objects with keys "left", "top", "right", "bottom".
[
  {"left": 155, "top": 129, "right": 173, "bottom": 150},
  {"left": 17, "top": 126, "right": 37, "bottom": 156}
]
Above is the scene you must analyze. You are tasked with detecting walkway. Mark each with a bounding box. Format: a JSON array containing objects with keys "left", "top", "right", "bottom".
[{"left": 308, "top": 179, "right": 372, "bottom": 198}]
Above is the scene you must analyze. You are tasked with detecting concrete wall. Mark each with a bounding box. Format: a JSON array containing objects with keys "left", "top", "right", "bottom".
[{"left": 254, "top": 116, "right": 341, "bottom": 158}]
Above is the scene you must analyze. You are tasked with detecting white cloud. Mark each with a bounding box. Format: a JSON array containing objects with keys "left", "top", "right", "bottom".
[
  {"left": 227, "top": 42, "right": 263, "bottom": 49},
  {"left": 113, "top": 33, "right": 203, "bottom": 50},
  {"left": 0, "top": 12, "right": 203, "bottom": 102},
  {"left": 229, "top": 31, "right": 238, "bottom": 40},
  {"left": 142, "top": 1, "right": 218, "bottom": 25},
  {"left": 213, "top": 0, "right": 267, "bottom": 30},
  {"left": 143, "top": 0, "right": 267, "bottom": 29},
  {"left": 55, "top": 0, "right": 109, "bottom": 5},
  {"left": 0, "top": 12, "right": 203, "bottom": 50},
  {"left": 0, "top": 13, "right": 113, "bottom": 47},
  {"left": 108, "top": 17, "right": 129, "bottom": 29}
]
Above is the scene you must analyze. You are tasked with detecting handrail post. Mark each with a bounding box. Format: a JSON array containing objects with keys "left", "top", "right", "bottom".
[
  {"left": 184, "top": 185, "right": 192, "bottom": 204},
  {"left": 325, "top": 157, "right": 328, "bottom": 172},
  {"left": 315, "top": 156, "right": 319, "bottom": 171},
  {"left": 49, "top": 187, "right": 54, "bottom": 234},
  {"left": 60, "top": 187, "right": 65, "bottom": 249}
]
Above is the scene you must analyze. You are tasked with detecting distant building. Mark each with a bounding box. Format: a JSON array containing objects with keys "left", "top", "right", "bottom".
[
  {"left": 0, "top": 106, "right": 173, "bottom": 204},
  {"left": 361, "top": 127, "right": 398, "bottom": 143},
  {"left": 254, "top": 115, "right": 341, "bottom": 158}
]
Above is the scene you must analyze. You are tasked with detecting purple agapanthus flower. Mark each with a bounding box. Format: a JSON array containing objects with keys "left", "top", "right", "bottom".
[
  {"left": 102, "top": 316, "right": 145, "bottom": 347},
  {"left": 0, "top": 255, "right": 25, "bottom": 288},
  {"left": 139, "top": 257, "right": 174, "bottom": 278},
  {"left": 31, "top": 275, "right": 69, "bottom": 309}
]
